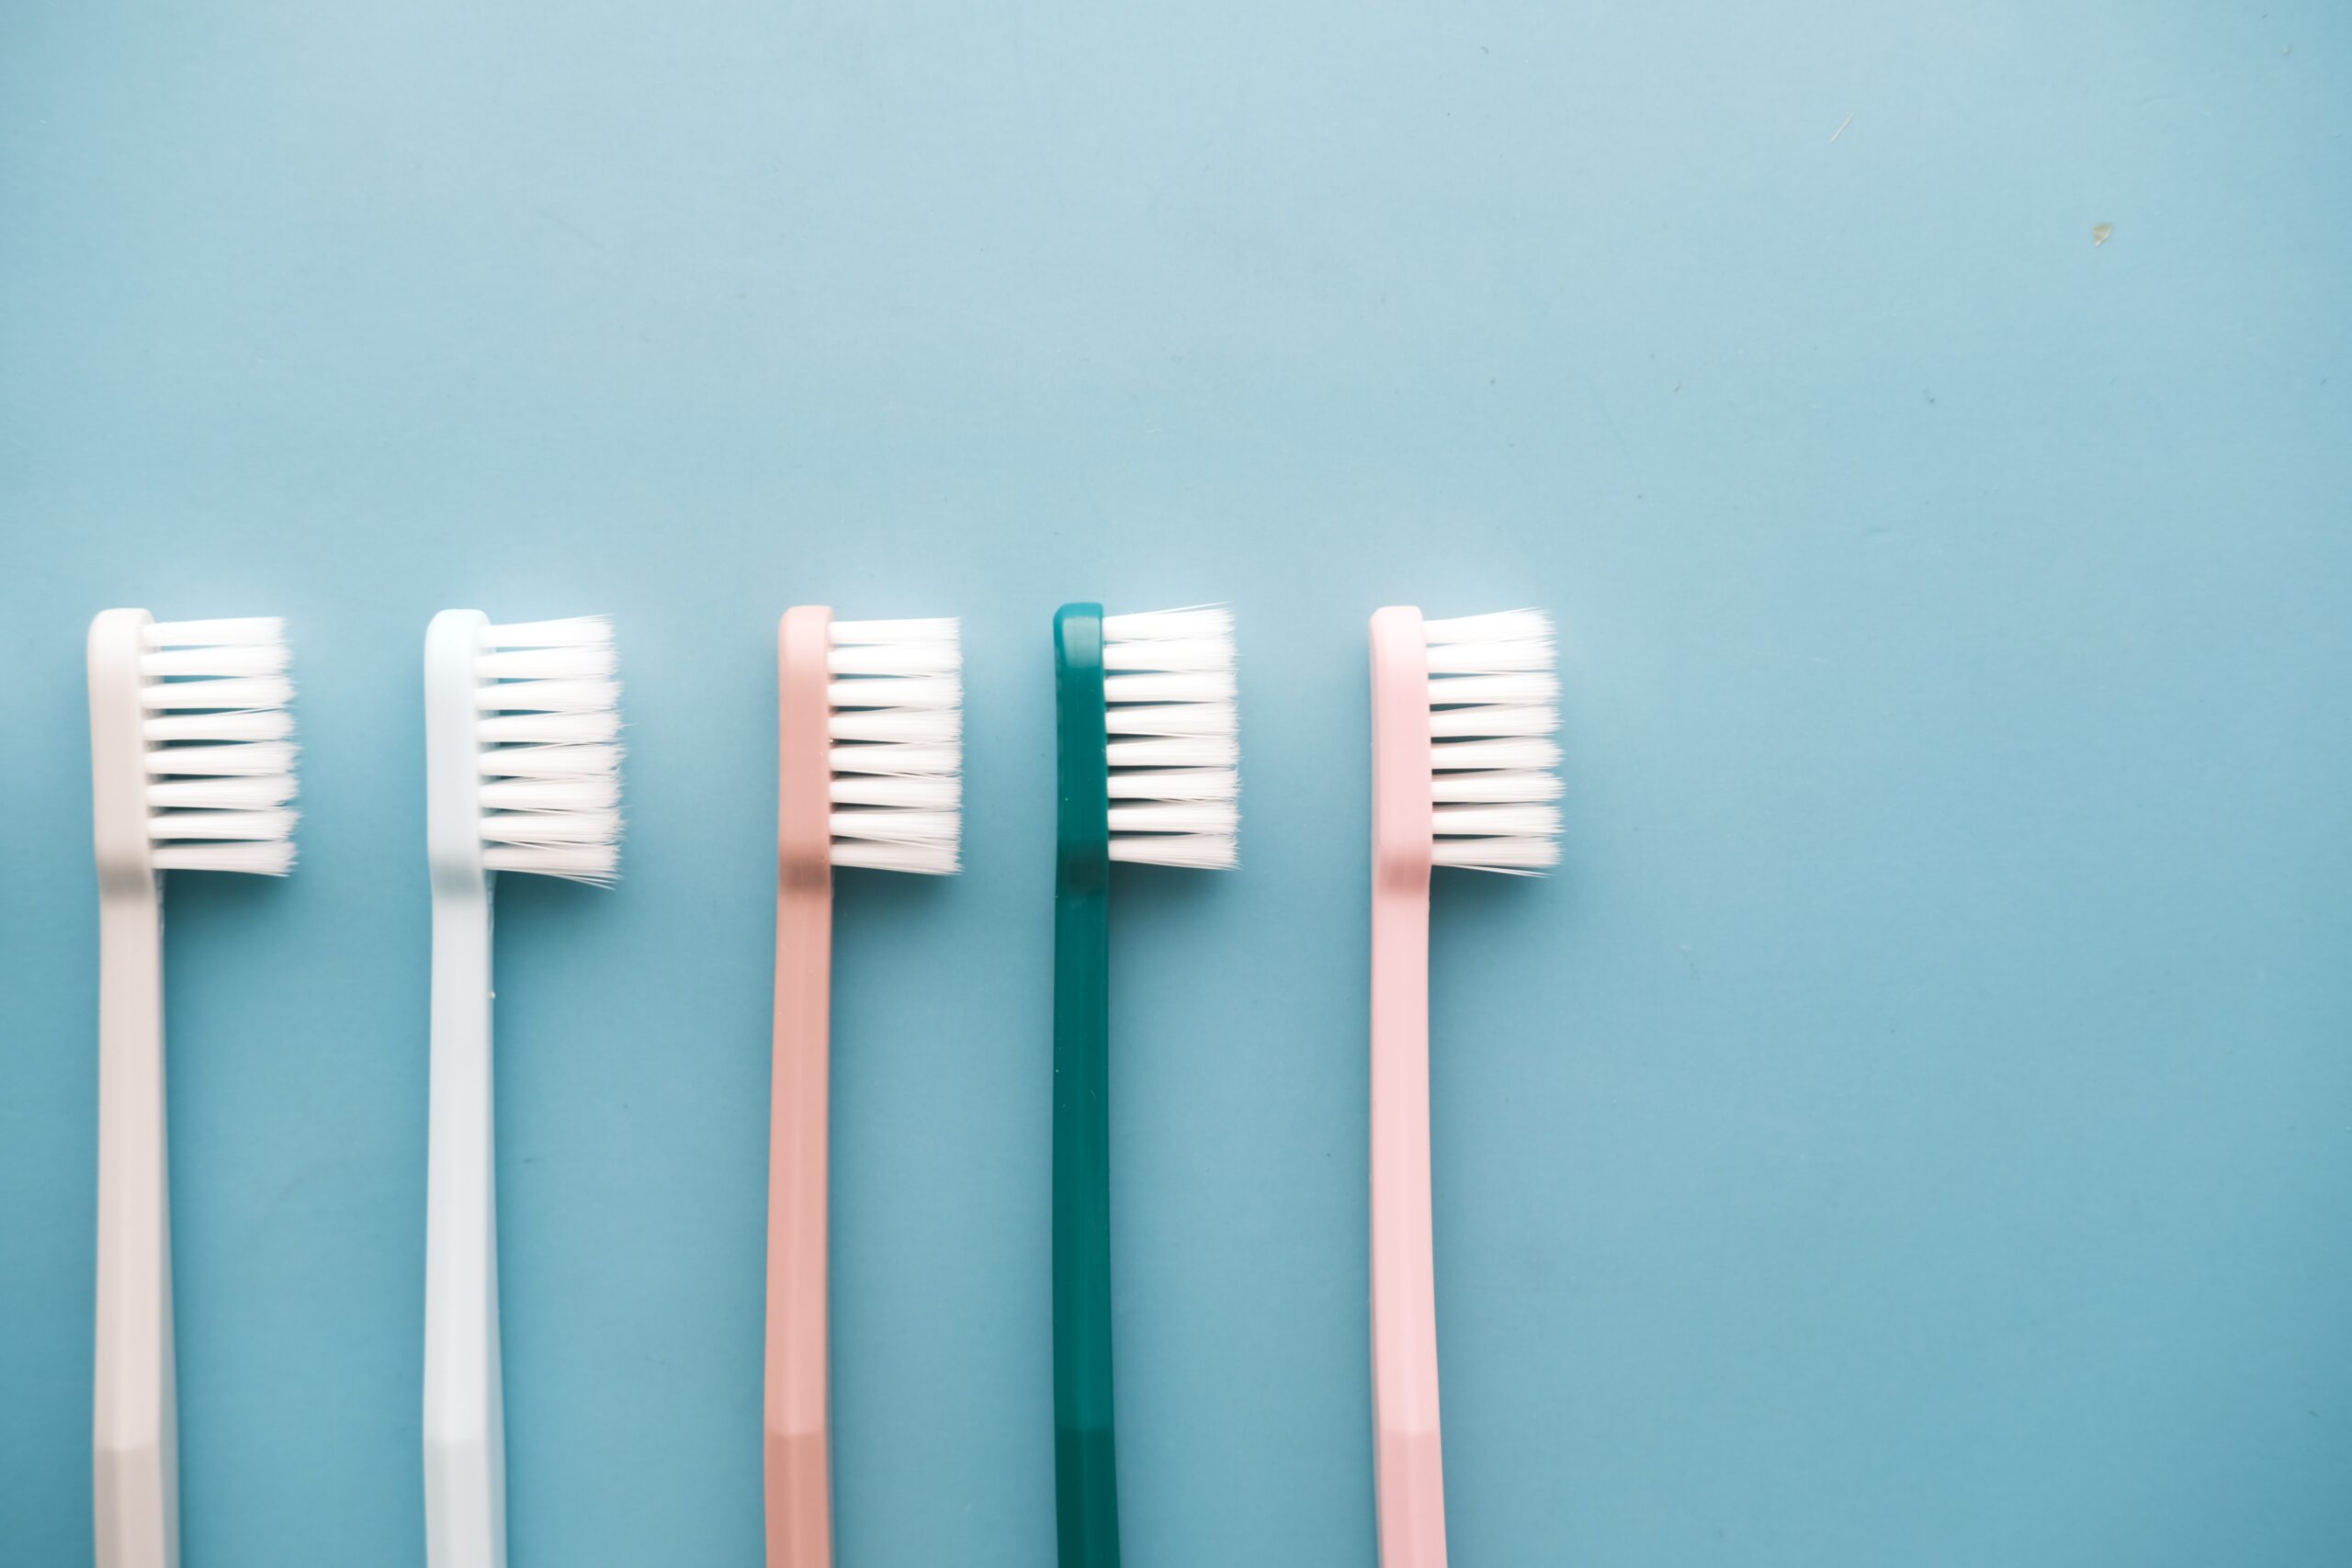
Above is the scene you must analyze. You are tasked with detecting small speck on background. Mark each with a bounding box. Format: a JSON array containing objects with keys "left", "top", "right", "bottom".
[{"left": 2093, "top": 222, "right": 2115, "bottom": 246}]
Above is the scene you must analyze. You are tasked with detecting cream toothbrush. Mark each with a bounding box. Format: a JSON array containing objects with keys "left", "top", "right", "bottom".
[
  {"left": 88, "top": 610, "right": 299, "bottom": 1568},
  {"left": 766, "top": 609, "right": 962, "bottom": 1568},
  {"left": 422, "top": 613, "right": 621, "bottom": 1568},
  {"left": 1052, "top": 604, "right": 1238, "bottom": 1568},
  {"left": 1368, "top": 607, "right": 1559, "bottom": 1567}
]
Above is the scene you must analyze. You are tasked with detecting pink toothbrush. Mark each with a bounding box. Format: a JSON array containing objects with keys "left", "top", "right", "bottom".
[
  {"left": 1368, "top": 607, "right": 1560, "bottom": 1566},
  {"left": 768, "top": 609, "right": 962, "bottom": 1568}
]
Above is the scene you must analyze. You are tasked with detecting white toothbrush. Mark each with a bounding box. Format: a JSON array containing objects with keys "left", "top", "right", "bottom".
[
  {"left": 422, "top": 613, "right": 621, "bottom": 1568},
  {"left": 88, "top": 611, "right": 299, "bottom": 1568}
]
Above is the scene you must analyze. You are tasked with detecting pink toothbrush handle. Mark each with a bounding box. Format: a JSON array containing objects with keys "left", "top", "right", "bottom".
[
  {"left": 767, "top": 609, "right": 835, "bottom": 1568},
  {"left": 1370, "top": 606, "right": 1447, "bottom": 1567}
]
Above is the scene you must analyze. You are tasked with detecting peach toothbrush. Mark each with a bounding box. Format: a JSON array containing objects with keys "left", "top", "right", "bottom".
[
  {"left": 768, "top": 610, "right": 962, "bottom": 1567},
  {"left": 89, "top": 612, "right": 300, "bottom": 1568},
  {"left": 1368, "top": 607, "right": 1559, "bottom": 1566}
]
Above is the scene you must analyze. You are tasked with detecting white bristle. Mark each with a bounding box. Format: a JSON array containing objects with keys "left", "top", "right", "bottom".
[
  {"left": 477, "top": 710, "right": 621, "bottom": 745},
  {"left": 1103, "top": 671, "right": 1236, "bottom": 704},
  {"left": 1423, "top": 610, "right": 1550, "bottom": 643},
  {"left": 144, "top": 617, "right": 284, "bottom": 648},
  {"left": 481, "top": 809, "right": 620, "bottom": 845},
  {"left": 832, "top": 617, "right": 958, "bottom": 646},
  {"left": 830, "top": 675, "right": 961, "bottom": 710},
  {"left": 831, "top": 708, "right": 962, "bottom": 745},
  {"left": 1107, "top": 834, "right": 1237, "bottom": 869},
  {"left": 1107, "top": 802, "right": 1239, "bottom": 836},
  {"left": 480, "top": 618, "right": 611, "bottom": 649},
  {"left": 478, "top": 777, "right": 620, "bottom": 812},
  {"left": 478, "top": 743, "right": 619, "bottom": 778},
  {"left": 1428, "top": 672, "right": 1560, "bottom": 706},
  {"left": 481, "top": 846, "right": 620, "bottom": 879},
  {"left": 473, "top": 679, "right": 618, "bottom": 714},
  {"left": 831, "top": 774, "right": 960, "bottom": 809},
  {"left": 147, "top": 741, "right": 296, "bottom": 776},
  {"left": 1106, "top": 768, "right": 1238, "bottom": 801},
  {"left": 1427, "top": 704, "right": 1557, "bottom": 739},
  {"left": 476, "top": 616, "right": 622, "bottom": 884},
  {"left": 1425, "top": 610, "right": 1559, "bottom": 875},
  {"left": 1434, "top": 804, "right": 1562, "bottom": 838},
  {"left": 829, "top": 618, "right": 961, "bottom": 678},
  {"left": 831, "top": 840, "right": 966, "bottom": 874},
  {"left": 828, "top": 742, "right": 959, "bottom": 777},
  {"left": 1103, "top": 605, "right": 1238, "bottom": 869},
  {"left": 144, "top": 709, "right": 295, "bottom": 743},
  {"left": 1430, "top": 737, "right": 1562, "bottom": 773},
  {"left": 475, "top": 645, "right": 617, "bottom": 680},
  {"left": 1101, "top": 638, "right": 1234, "bottom": 673},
  {"left": 1431, "top": 836, "right": 1558, "bottom": 871},
  {"left": 150, "top": 808, "right": 297, "bottom": 841},
  {"left": 140, "top": 643, "right": 288, "bottom": 678},
  {"left": 827, "top": 617, "right": 961, "bottom": 874},
  {"left": 141, "top": 676, "right": 294, "bottom": 710},
  {"left": 1430, "top": 770, "right": 1562, "bottom": 804},
  {"left": 1425, "top": 640, "right": 1553, "bottom": 676},
  {"left": 137, "top": 619, "right": 298, "bottom": 874},
  {"left": 830, "top": 808, "right": 958, "bottom": 843},
  {"left": 147, "top": 776, "right": 297, "bottom": 810},
  {"left": 1106, "top": 736, "right": 1237, "bottom": 770},
  {"left": 153, "top": 841, "right": 296, "bottom": 874},
  {"left": 1102, "top": 608, "right": 1232, "bottom": 642},
  {"left": 1103, "top": 702, "right": 1236, "bottom": 738}
]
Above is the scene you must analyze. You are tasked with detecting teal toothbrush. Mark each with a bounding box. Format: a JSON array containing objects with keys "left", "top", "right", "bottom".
[{"left": 1052, "top": 604, "right": 1238, "bottom": 1567}]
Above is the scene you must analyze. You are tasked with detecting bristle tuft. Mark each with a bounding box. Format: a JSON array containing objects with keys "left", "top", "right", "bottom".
[
  {"left": 1425, "top": 609, "right": 1559, "bottom": 874},
  {"left": 143, "top": 617, "right": 284, "bottom": 648},
  {"left": 829, "top": 617, "right": 961, "bottom": 874},
  {"left": 1102, "top": 605, "right": 1238, "bottom": 869},
  {"left": 140, "top": 618, "right": 298, "bottom": 874},
  {"left": 476, "top": 617, "right": 622, "bottom": 883}
]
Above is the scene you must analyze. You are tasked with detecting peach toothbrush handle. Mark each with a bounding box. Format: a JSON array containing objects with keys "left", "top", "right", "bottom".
[
  {"left": 1369, "top": 605, "right": 1447, "bottom": 1567},
  {"left": 767, "top": 606, "right": 836, "bottom": 1568}
]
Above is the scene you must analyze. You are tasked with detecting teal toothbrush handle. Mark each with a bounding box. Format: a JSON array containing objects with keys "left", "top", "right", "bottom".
[{"left": 1052, "top": 604, "right": 1119, "bottom": 1568}]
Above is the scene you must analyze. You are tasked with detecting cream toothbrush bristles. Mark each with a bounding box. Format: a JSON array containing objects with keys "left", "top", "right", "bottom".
[
  {"left": 89, "top": 611, "right": 299, "bottom": 1568},
  {"left": 423, "top": 613, "right": 622, "bottom": 1568},
  {"left": 768, "top": 610, "right": 961, "bottom": 1568},
  {"left": 1052, "top": 603, "right": 1238, "bottom": 1568},
  {"left": 1368, "top": 606, "right": 1560, "bottom": 1567}
]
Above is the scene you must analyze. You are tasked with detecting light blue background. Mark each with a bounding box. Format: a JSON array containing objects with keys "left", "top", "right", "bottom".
[{"left": 4, "top": 3, "right": 2348, "bottom": 1564}]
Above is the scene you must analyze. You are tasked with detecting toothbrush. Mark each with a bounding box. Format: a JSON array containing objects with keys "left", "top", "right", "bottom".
[
  {"left": 88, "top": 611, "right": 299, "bottom": 1568},
  {"left": 1051, "top": 604, "right": 1238, "bottom": 1568},
  {"left": 766, "top": 609, "right": 963, "bottom": 1568},
  {"left": 1367, "top": 607, "right": 1559, "bottom": 1567},
  {"left": 422, "top": 613, "right": 621, "bottom": 1568}
]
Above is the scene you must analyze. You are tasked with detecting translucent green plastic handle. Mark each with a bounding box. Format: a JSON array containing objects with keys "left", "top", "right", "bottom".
[{"left": 1052, "top": 604, "right": 1120, "bottom": 1568}]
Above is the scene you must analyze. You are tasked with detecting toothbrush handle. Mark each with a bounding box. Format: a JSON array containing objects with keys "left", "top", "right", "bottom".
[
  {"left": 1051, "top": 604, "right": 1119, "bottom": 1568},
  {"left": 765, "top": 873, "right": 834, "bottom": 1568},
  {"left": 424, "top": 886, "right": 504, "bottom": 1568},
  {"left": 94, "top": 881, "right": 176, "bottom": 1568},
  {"left": 1052, "top": 874, "right": 1117, "bottom": 1568},
  {"left": 1371, "top": 885, "right": 1447, "bottom": 1567}
]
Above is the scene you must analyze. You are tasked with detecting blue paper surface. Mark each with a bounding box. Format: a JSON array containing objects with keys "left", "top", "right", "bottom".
[{"left": 3, "top": 4, "right": 2348, "bottom": 1564}]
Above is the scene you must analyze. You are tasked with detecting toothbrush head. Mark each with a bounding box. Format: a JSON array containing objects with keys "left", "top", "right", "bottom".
[
  {"left": 1422, "top": 609, "right": 1561, "bottom": 873},
  {"left": 426, "top": 612, "right": 622, "bottom": 886},
  {"left": 818, "top": 615, "right": 963, "bottom": 875},
  {"left": 89, "top": 611, "right": 299, "bottom": 879},
  {"left": 1101, "top": 605, "right": 1238, "bottom": 869}
]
